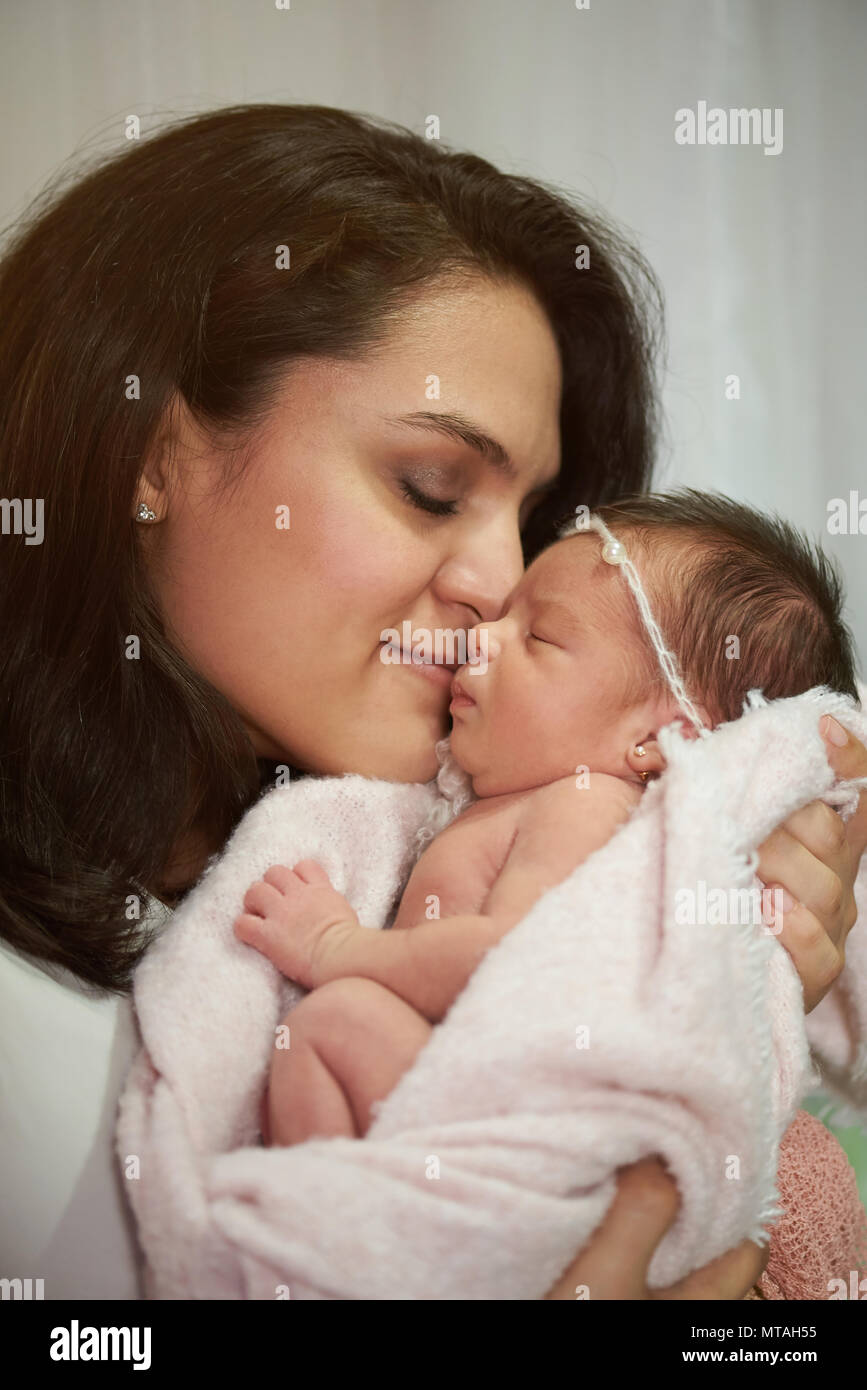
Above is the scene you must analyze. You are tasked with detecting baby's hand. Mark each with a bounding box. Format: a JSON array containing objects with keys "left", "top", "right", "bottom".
[{"left": 233, "top": 860, "right": 359, "bottom": 989}]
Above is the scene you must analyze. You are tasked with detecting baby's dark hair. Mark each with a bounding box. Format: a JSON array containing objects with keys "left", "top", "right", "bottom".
[{"left": 586, "top": 489, "right": 860, "bottom": 724}]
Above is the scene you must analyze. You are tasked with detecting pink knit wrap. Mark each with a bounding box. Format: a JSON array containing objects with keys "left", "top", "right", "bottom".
[{"left": 755, "top": 1110, "right": 867, "bottom": 1299}]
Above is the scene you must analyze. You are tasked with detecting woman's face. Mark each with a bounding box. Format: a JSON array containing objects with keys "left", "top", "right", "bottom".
[{"left": 141, "top": 276, "right": 563, "bottom": 782}]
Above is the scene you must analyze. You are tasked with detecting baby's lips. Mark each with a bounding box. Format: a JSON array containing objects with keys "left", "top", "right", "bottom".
[{"left": 450, "top": 670, "right": 477, "bottom": 703}]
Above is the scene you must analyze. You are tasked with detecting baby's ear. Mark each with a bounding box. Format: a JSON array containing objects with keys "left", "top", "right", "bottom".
[
  {"left": 670, "top": 702, "right": 713, "bottom": 743},
  {"left": 627, "top": 702, "right": 712, "bottom": 779},
  {"left": 652, "top": 694, "right": 714, "bottom": 745},
  {"left": 625, "top": 739, "right": 667, "bottom": 779}
]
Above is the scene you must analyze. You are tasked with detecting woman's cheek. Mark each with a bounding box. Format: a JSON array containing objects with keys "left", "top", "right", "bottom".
[{"left": 302, "top": 490, "right": 426, "bottom": 604}]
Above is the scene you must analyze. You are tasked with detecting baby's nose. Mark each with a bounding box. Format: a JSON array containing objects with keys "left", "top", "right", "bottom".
[
  {"left": 479, "top": 631, "right": 501, "bottom": 660},
  {"left": 465, "top": 625, "right": 499, "bottom": 675}
]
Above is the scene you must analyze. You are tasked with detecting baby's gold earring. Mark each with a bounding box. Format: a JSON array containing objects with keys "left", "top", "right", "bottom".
[{"left": 634, "top": 745, "right": 650, "bottom": 783}]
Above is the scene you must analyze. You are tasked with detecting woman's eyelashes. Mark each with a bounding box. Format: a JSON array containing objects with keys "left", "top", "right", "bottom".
[
  {"left": 398, "top": 477, "right": 460, "bottom": 518},
  {"left": 397, "top": 470, "right": 551, "bottom": 531}
]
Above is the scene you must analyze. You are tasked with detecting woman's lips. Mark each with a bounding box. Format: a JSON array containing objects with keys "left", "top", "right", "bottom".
[
  {"left": 449, "top": 676, "right": 476, "bottom": 710},
  {"left": 381, "top": 645, "right": 458, "bottom": 688},
  {"left": 410, "top": 659, "right": 456, "bottom": 688}
]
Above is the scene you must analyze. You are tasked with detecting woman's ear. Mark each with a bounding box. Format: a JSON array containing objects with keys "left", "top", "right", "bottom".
[{"left": 131, "top": 392, "right": 193, "bottom": 524}]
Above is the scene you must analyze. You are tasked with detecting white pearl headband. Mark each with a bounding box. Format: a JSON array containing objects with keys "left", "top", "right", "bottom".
[{"left": 560, "top": 511, "right": 712, "bottom": 740}]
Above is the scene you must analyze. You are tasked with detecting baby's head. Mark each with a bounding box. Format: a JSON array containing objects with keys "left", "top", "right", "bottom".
[{"left": 449, "top": 489, "right": 860, "bottom": 797}]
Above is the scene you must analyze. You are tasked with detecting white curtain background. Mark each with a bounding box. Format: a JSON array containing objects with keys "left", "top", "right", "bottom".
[{"left": 1, "top": 0, "right": 864, "bottom": 657}]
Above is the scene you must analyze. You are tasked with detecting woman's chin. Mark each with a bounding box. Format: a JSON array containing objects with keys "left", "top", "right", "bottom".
[{"left": 348, "top": 718, "right": 447, "bottom": 784}]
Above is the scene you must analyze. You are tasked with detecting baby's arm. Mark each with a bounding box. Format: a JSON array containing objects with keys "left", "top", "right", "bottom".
[
  {"left": 235, "top": 775, "right": 640, "bottom": 1023},
  {"left": 234, "top": 861, "right": 504, "bottom": 1023}
]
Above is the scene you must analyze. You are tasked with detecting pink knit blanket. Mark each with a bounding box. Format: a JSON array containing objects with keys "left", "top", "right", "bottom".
[{"left": 116, "top": 687, "right": 867, "bottom": 1299}]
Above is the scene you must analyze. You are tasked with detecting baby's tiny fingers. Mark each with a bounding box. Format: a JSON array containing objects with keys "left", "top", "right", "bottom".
[
  {"left": 234, "top": 912, "right": 266, "bottom": 948},
  {"left": 243, "top": 879, "right": 287, "bottom": 919},
  {"left": 234, "top": 910, "right": 301, "bottom": 977},
  {"left": 263, "top": 864, "right": 301, "bottom": 893},
  {"left": 293, "top": 859, "right": 332, "bottom": 885}
]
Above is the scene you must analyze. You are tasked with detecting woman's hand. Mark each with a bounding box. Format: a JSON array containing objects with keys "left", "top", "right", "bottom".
[
  {"left": 755, "top": 716, "right": 867, "bottom": 1013},
  {"left": 544, "top": 1157, "right": 768, "bottom": 1300}
]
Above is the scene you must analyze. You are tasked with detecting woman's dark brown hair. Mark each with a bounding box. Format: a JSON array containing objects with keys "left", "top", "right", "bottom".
[{"left": 0, "top": 103, "right": 664, "bottom": 992}]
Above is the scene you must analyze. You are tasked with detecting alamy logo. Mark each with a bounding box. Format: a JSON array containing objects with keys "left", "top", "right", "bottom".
[
  {"left": 827, "top": 491, "right": 867, "bottom": 535},
  {"left": 675, "top": 102, "right": 783, "bottom": 156},
  {"left": 49, "top": 1320, "right": 152, "bottom": 1370},
  {"left": 0, "top": 1276, "right": 44, "bottom": 1299},
  {"left": 674, "top": 881, "right": 785, "bottom": 933},
  {"left": 380, "top": 622, "right": 489, "bottom": 674},
  {"left": 0, "top": 497, "right": 44, "bottom": 545},
  {"left": 828, "top": 1271, "right": 867, "bottom": 1299}
]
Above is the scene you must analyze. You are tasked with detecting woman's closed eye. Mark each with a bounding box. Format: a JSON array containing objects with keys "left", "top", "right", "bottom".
[{"left": 399, "top": 477, "right": 460, "bottom": 518}]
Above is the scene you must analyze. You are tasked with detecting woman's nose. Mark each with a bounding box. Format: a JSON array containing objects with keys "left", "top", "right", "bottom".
[{"left": 436, "top": 520, "right": 525, "bottom": 624}]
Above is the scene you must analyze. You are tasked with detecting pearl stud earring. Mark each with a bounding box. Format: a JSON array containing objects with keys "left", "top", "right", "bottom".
[
  {"left": 135, "top": 502, "right": 157, "bottom": 522},
  {"left": 634, "top": 744, "right": 650, "bottom": 782}
]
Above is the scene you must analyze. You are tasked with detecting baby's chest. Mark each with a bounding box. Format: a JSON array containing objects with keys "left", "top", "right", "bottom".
[{"left": 394, "top": 804, "right": 521, "bottom": 926}]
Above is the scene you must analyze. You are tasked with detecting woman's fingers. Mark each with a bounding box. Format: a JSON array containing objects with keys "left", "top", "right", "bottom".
[
  {"left": 757, "top": 817, "right": 848, "bottom": 929},
  {"left": 651, "top": 1237, "right": 768, "bottom": 1301},
  {"left": 544, "top": 1157, "right": 770, "bottom": 1302},
  {"left": 755, "top": 767, "right": 864, "bottom": 1010},
  {"left": 821, "top": 717, "right": 867, "bottom": 860},
  {"left": 544, "top": 1157, "right": 679, "bottom": 1300},
  {"left": 750, "top": 717, "right": 867, "bottom": 1013},
  {"left": 543, "top": 1158, "right": 770, "bottom": 1301},
  {"left": 763, "top": 896, "right": 842, "bottom": 1011},
  {"left": 755, "top": 825, "right": 846, "bottom": 1001}
]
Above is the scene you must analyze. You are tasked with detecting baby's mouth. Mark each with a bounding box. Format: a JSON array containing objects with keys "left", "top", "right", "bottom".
[{"left": 449, "top": 675, "right": 477, "bottom": 710}]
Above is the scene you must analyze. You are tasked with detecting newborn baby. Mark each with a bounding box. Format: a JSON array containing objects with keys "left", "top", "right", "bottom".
[{"left": 234, "top": 489, "right": 859, "bottom": 1147}]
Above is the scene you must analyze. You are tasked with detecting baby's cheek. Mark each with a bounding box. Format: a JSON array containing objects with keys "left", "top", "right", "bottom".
[
  {"left": 502, "top": 696, "right": 542, "bottom": 763},
  {"left": 531, "top": 705, "right": 576, "bottom": 777}
]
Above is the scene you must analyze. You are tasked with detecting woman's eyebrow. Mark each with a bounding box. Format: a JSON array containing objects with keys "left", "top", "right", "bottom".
[{"left": 383, "top": 410, "right": 517, "bottom": 480}]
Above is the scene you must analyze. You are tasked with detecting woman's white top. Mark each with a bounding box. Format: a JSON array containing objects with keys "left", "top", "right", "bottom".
[{"left": 0, "top": 898, "right": 172, "bottom": 1300}]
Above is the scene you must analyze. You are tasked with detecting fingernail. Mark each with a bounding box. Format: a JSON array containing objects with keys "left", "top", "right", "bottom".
[
  {"left": 762, "top": 885, "right": 796, "bottom": 923},
  {"left": 821, "top": 715, "right": 848, "bottom": 747}
]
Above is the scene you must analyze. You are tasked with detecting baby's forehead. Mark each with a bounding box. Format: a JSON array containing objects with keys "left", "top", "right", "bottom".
[
  {"left": 520, "top": 534, "right": 600, "bottom": 597},
  {"left": 511, "top": 534, "right": 636, "bottom": 630}
]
